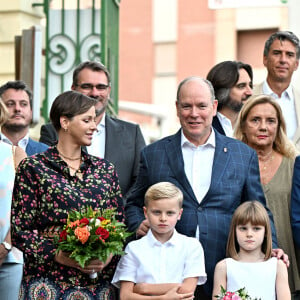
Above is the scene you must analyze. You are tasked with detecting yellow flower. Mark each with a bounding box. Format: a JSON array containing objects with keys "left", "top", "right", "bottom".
[{"left": 101, "top": 219, "right": 111, "bottom": 225}]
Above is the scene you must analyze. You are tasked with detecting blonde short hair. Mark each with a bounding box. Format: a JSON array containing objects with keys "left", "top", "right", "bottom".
[
  {"left": 234, "top": 94, "right": 297, "bottom": 159},
  {"left": 144, "top": 182, "right": 183, "bottom": 208},
  {"left": 0, "top": 98, "right": 8, "bottom": 126},
  {"left": 226, "top": 201, "right": 272, "bottom": 260}
]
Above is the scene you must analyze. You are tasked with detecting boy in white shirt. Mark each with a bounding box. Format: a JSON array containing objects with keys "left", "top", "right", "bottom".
[{"left": 112, "top": 182, "right": 207, "bottom": 300}]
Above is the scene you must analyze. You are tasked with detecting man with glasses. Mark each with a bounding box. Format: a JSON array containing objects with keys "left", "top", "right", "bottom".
[
  {"left": 253, "top": 31, "right": 300, "bottom": 148},
  {"left": 40, "top": 61, "right": 146, "bottom": 197}
]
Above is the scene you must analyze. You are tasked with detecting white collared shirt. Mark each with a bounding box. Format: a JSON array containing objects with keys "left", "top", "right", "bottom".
[
  {"left": 86, "top": 113, "right": 106, "bottom": 158},
  {"left": 217, "top": 112, "right": 233, "bottom": 137},
  {"left": 181, "top": 129, "right": 215, "bottom": 204},
  {"left": 112, "top": 229, "right": 207, "bottom": 288},
  {"left": 0, "top": 132, "right": 29, "bottom": 152},
  {"left": 262, "top": 81, "right": 297, "bottom": 139}
]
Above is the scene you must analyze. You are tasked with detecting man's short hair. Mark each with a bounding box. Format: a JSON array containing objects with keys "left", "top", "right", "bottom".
[
  {"left": 206, "top": 61, "right": 253, "bottom": 111},
  {"left": 0, "top": 80, "right": 33, "bottom": 108},
  {"left": 176, "top": 76, "right": 215, "bottom": 104},
  {"left": 72, "top": 61, "right": 111, "bottom": 86},
  {"left": 144, "top": 182, "right": 183, "bottom": 208},
  {"left": 264, "top": 31, "right": 300, "bottom": 59}
]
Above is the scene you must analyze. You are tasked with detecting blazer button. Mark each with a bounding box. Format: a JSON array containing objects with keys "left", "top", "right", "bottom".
[{"left": 198, "top": 207, "right": 203, "bottom": 211}]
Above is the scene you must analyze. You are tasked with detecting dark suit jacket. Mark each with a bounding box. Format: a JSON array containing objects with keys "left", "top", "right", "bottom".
[
  {"left": 125, "top": 129, "right": 277, "bottom": 294},
  {"left": 40, "top": 115, "right": 146, "bottom": 197},
  {"left": 291, "top": 156, "right": 300, "bottom": 248},
  {"left": 26, "top": 138, "right": 48, "bottom": 156},
  {"left": 212, "top": 115, "right": 226, "bottom": 135}
]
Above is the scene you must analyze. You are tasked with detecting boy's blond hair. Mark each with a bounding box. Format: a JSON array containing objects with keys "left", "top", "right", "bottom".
[{"left": 144, "top": 182, "right": 183, "bottom": 208}]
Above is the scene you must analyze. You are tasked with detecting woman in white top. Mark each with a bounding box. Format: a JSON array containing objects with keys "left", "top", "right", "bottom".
[{"left": 212, "top": 201, "right": 290, "bottom": 300}]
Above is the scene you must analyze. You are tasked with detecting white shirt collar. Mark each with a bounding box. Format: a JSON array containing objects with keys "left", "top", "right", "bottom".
[
  {"left": 146, "top": 228, "right": 180, "bottom": 247},
  {"left": 263, "top": 80, "right": 293, "bottom": 100},
  {"left": 180, "top": 128, "right": 216, "bottom": 149},
  {"left": 217, "top": 112, "right": 233, "bottom": 137},
  {"left": 0, "top": 132, "right": 29, "bottom": 151},
  {"left": 95, "top": 113, "right": 106, "bottom": 135}
]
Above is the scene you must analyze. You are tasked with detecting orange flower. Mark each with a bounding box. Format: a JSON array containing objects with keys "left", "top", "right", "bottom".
[
  {"left": 74, "top": 226, "right": 90, "bottom": 244},
  {"left": 68, "top": 220, "right": 80, "bottom": 228}
]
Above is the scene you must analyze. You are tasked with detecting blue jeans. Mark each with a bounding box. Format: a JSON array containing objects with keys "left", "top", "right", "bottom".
[{"left": 0, "top": 263, "right": 23, "bottom": 300}]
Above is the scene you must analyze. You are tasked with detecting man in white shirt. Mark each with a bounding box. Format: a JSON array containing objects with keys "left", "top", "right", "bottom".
[
  {"left": 0, "top": 80, "right": 48, "bottom": 156},
  {"left": 125, "top": 76, "right": 283, "bottom": 299},
  {"left": 207, "top": 61, "right": 253, "bottom": 137},
  {"left": 253, "top": 31, "right": 300, "bottom": 147}
]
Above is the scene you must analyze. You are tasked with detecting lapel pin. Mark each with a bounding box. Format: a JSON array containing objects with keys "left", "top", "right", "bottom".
[{"left": 224, "top": 147, "right": 227, "bottom": 153}]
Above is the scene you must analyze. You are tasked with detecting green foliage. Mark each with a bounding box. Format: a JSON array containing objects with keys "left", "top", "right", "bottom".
[{"left": 54, "top": 206, "right": 132, "bottom": 268}]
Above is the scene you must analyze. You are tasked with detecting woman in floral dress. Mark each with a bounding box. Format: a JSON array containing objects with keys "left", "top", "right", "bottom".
[{"left": 11, "top": 91, "right": 124, "bottom": 300}]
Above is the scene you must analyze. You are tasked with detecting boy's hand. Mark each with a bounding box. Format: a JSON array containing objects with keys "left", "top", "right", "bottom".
[{"left": 164, "top": 286, "right": 194, "bottom": 300}]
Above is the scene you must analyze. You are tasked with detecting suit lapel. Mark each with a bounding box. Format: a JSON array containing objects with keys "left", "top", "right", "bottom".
[
  {"left": 202, "top": 131, "right": 231, "bottom": 203},
  {"left": 212, "top": 116, "right": 225, "bottom": 135},
  {"left": 104, "top": 115, "right": 122, "bottom": 162},
  {"left": 165, "top": 131, "right": 198, "bottom": 203}
]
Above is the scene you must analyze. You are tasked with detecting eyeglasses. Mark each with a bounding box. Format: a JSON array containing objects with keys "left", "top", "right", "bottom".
[{"left": 76, "top": 83, "right": 109, "bottom": 91}]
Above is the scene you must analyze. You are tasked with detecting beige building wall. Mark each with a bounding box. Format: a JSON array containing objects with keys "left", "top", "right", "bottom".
[
  {"left": 0, "top": 1, "right": 295, "bottom": 141},
  {"left": 0, "top": 1, "right": 43, "bottom": 84}
]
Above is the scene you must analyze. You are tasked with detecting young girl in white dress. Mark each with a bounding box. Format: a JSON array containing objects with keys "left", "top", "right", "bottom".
[{"left": 212, "top": 201, "right": 290, "bottom": 300}]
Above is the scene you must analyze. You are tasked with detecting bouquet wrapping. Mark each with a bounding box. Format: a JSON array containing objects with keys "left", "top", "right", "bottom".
[
  {"left": 55, "top": 206, "right": 131, "bottom": 278},
  {"left": 214, "top": 286, "right": 261, "bottom": 300}
]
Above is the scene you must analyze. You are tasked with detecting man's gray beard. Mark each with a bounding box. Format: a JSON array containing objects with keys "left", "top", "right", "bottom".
[
  {"left": 2, "top": 123, "right": 28, "bottom": 133},
  {"left": 225, "top": 96, "right": 250, "bottom": 113},
  {"left": 227, "top": 100, "right": 244, "bottom": 113},
  {"left": 95, "top": 106, "right": 106, "bottom": 117},
  {"left": 95, "top": 97, "right": 110, "bottom": 117}
]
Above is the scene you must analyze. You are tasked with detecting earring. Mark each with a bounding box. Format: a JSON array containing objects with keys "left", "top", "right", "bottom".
[{"left": 64, "top": 127, "right": 68, "bottom": 132}]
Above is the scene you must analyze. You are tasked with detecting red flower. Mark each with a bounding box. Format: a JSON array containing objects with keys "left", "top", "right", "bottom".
[
  {"left": 79, "top": 218, "right": 89, "bottom": 225},
  {"left": 95, "top": 227, "right": 109, "bottom": 240},
  {"left": 59, "top": 229, "right": 67, "bottom": 242},
  {"left": 97, "top": 217, "right": 106, "bottom": 221}
]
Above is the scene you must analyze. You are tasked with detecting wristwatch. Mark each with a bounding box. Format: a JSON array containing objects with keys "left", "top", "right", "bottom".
[{"left": 1, "top": 241, "right": 12, "bottom": 252}]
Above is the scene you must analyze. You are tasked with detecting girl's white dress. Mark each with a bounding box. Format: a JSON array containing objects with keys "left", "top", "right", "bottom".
[{"left": 226, "top": 257, "right": 277, "bottom": 300}]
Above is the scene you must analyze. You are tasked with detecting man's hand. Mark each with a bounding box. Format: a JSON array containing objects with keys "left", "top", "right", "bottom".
[
  {"left": 272, "top": 248, "right": 289, "bottom": 267},
  {"left": 136, "top": 219, "right": 150, "bottom": 238}
]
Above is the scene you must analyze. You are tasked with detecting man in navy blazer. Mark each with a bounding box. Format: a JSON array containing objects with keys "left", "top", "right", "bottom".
[
  {"left": 40, "top": 61, "right": 145, "bottom": 197},
  {"left": 0, "top": 80, "right": 48, "bottom": 156},
  {"left": 125, "top": 77, "right": 279, "bottom": 298}
]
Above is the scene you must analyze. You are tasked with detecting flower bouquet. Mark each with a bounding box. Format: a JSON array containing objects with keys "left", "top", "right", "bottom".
[
  {"left": 55, "top": 206, "right": 131, "bottom": 279},
  {"left": 214, "top": 286, "right": 261, "bottom": 300}
]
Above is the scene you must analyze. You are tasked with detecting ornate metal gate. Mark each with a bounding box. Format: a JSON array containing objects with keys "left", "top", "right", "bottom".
[{"left": 34, "top": 0, "right": 120, "bottom": 120}]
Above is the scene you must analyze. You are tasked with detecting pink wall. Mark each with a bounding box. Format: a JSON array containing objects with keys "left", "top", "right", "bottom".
[{"left": 177, "top": 0, "right": 215, "bottom": 81}]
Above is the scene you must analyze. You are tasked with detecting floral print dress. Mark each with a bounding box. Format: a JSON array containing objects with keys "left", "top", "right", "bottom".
[{"left": 11, "top": 146, "right": 124, "bottom": 300}]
